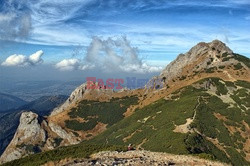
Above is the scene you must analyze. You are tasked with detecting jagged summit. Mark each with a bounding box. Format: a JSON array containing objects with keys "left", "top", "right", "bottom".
[
  {"left": 50, "top": 82, "right": 114, "bottom": 116},
  {"left": 0, "top": 112, "right": 46, "bottom": 163},
  {"left": 50, "top": 83, "right": 89, "bottom": 116},
  {"left": 190, "top": 40, "right": 232, "bottom": 55},
  {"left": 0, "top": 110, "right": 81, "bottom": 164},
  {"left": 208, "top": 40, "right": 232, "bottom": 52},
  {"left": 160, "top": 39, "right": 248, "bottom": 83}
]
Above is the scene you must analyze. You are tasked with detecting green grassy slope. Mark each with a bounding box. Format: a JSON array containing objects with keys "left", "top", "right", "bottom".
[
  {"left": 2, "top": 144, "right": 127, "bottom": 166},
  {"left": 65, "top": 96, "right": 138, "bottom": 132},
  {"left": 3, "top": 78, "right": 250, "bottom": 166},
  {"left": 88, "top": 78, "right": 249, "bottom": 165}
]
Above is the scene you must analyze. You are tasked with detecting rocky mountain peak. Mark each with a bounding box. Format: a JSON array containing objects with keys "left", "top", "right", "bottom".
[
  {"left": 12, "top": 112, "right": 45, "bottom": 145},
  {"left": 209, "top": 40, "right": 232, "bottom": 53},
  {"left": 160, "top": 40, "right": 235, "bottom": 82},
  {"left": 19, "top": 111, "right": 39, "bottom": 126},
  {"left": 50, "top": 82, "right": 115, "bottom": 116},
  {"left": 50, "top": 83, "right": 89, "bottom": 116},
  {"left": 0, "top": 109, "right": 82, "bottom": 164},
  {"left": 188, "top": 40, "right": 232, "bottom": 55},
  {"left": 0, "top": 111, "right": 46, "bottom": 163}
]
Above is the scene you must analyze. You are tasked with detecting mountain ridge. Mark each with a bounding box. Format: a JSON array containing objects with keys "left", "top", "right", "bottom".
[
  {"left": 0, "top": 93, "right": 27, "bottom": 112},
  {"left": 1, "top": 40, "right": 249, "bottom": 165}
]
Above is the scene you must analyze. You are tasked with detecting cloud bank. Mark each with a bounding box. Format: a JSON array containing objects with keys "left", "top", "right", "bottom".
[
  {"left": 2, "top": 50, "right": 44, "bottom": 67},
  {"left": 55, "top": 37, "right": 163, "bottom": 73}
]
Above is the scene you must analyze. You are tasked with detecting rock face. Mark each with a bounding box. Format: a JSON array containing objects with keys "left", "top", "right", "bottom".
[
  {"left": 51, "top": 82, "right": 114, "bottom": 116},
  {"left": 48, "top": 122, "right": 79, "bottom": 145},
  {"left": 160, "top": 40, "right": 233, "bottom": 82},
  {"left": 59, "top": 150, "right": 229, "bottom": 166},
  {"left": 0, "top": 111, "right": 81, "bottom": 164},
  {"left": 0, "top": 95, "right": 67, "bottom": 156},
  {"left": 0, "top": 112, "right": 46, "bottom": 163},
  {"left": 50, "top": 83, "right": 89, "bottom": 116}
]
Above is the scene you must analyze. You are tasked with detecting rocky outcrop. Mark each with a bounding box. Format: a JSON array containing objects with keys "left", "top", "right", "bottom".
[
  {"left": 0, "top": 95, "right": 68, "bottom": 158},
  {"left": 160, "top": 40, "right": 233, "bottom": 82},
  {"left": 48, "top": 122, "right": 79, "bottom": 145},
  {"left": 0, "top": 111, "right": 81, "bottom": 164},
  {"left": 50, "top": 83, "right": 89, "bottom": 116},
  {"left": 50, "top": 82, "right": 115, "bottom": 116},
  {"left": 0, "top": 111, "right": 46, "bottom": 164}
]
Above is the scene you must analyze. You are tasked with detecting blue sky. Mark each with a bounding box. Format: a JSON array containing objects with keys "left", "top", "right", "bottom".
[{"left": 0, "top": 0, "right": 250, "bottom": 81}]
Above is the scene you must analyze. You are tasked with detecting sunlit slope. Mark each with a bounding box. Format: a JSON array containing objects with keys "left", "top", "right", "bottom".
[
  {"left": 88, "top": 78, "right": 250, "bottom": 165},
  {"left": 3, "top": 78, "right": 249, "bottom": 166}
]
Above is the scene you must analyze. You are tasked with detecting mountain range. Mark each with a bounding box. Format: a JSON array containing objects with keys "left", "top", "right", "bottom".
[
  {"left": 0, "top": 40, "right": 249, "bottom": 166},
  {"left": 0, "top": 93, "right": 27, "bottom": 112}
]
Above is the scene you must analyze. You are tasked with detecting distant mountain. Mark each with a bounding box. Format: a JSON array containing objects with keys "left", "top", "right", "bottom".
[
  {"left": 0, "top": 93, "right": 27, "bottom": 112},
  {"left": 1, "top": 40, "right": 249, "bottom": 166},
  {"left": 17, "top": 95, "right": 68, "bottom": 116},
  {"left": 0, "top": 95, "right": 68, "bottom": 156}
]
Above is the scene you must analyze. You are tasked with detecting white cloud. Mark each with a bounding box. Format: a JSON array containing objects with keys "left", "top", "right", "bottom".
[
  {"left": 0, "top": 13, "right": 32, "bottom": 40},
  {"left": 145, "top": 60, "right": 171, "bottom": 67},
  {"left": 55, "top": 36, "right": 163, "bottom": 73},
  {"left": 30, "top": 25, "right": 90, "bottom": 46},
  {"left": 29, "top": 50, "right": 44, "bottom": 64},
  {"left": 1, "top": 50, "right": 44, "bottom": 67},
  {"left": 120, "top": 63, "right": 163, "bottom": 74},
  {"left": 0, "top": 0, "right": 32, "bottom": 40},
  {"left": 0, "top": 13, "right": 16, "bottom": 22},
  {"left": 55, "top": 58, "right": 94, "bottom": 71},
  {"left": 55, "top": 58, "right": 80, "bottom": 71},
  {"left": 1, "top": 55, "right": 28, "bottom": 66},
  {"left": 84, "top": 36, "right": 163, "bottom": 73}
]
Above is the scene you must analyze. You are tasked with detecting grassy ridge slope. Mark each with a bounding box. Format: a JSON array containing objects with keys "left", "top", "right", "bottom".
[{"left": 3, "top": 78, "right": 250, "bottom": 166}]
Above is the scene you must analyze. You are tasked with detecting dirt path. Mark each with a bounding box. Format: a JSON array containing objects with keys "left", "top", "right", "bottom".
[{"left": 173, "top": 97, "right": 200, "bottom": 133}]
